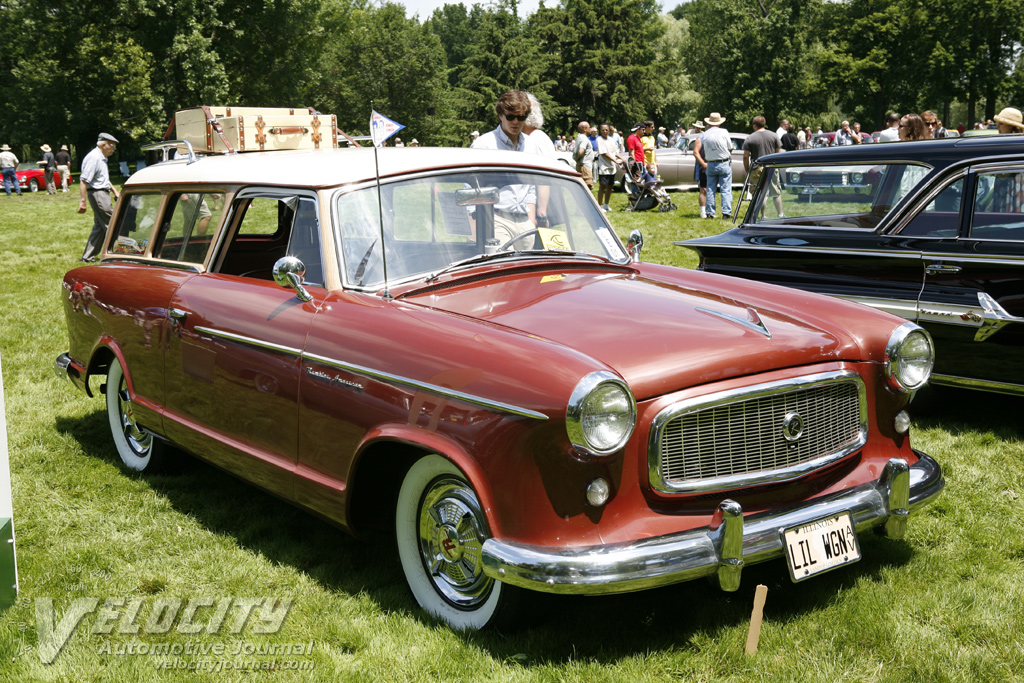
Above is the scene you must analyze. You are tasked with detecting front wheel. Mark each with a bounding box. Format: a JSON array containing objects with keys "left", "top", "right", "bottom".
[
  {"left": 106, "top": 358, "right": 168, "bottom": 471},
  {"left": 28, "top": 178, "right": 39, "bottom": 192},
  {"left": 396, "top": 455, "right": 519, "bottom": 630}
]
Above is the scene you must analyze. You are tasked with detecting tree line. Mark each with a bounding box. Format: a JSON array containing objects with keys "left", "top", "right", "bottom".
[{"left": 1, "top": 0, "right": 1021, "bottom": 163}]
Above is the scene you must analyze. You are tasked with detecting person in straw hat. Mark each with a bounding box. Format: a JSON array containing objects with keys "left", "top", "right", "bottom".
[
  {"left": 40, "top": 144, "right": 57, "bottom": 194},
  {"left": 994, "top": 107, "right": 1024, "bottom": 135},
  {"left": 56, "top": 145, "right": 72, "bottom": 192},
  {"left": 0, "top": 144, "right": 21, "bottom": 196},
  {"left": 698, "top": 112, "right": 734, "bottom": 219}
]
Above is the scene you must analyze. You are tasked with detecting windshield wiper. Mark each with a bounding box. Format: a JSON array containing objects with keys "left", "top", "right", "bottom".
[{"left": 425, "top": 250, "right": 612, "bottom": 283}]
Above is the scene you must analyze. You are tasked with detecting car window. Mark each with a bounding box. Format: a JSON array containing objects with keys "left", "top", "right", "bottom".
[
  {"left": 154, "top": 192, "right": 224, "bottom": 263},
  {"left": 897, "top": 177, "right": 965, "bottom": 237},
  {"left": 336, "top": 170, "right": 627, "bottom": 288},
  {"left": 218, "top": 194, "right": 323, "bottom": 284},
  {"left": 969, "top": 170, "right": 1024, "bottom": 240},
  {"left": 747, "top": 164, "right": 921, "bottom": 229},
  {"left": 108, "top": 192, "right": 162, "bottom": 255}
]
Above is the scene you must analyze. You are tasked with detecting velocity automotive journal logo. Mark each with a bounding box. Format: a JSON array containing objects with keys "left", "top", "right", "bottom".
[{"left": 34, "top": 596, "right": 293, "bottom": 664}]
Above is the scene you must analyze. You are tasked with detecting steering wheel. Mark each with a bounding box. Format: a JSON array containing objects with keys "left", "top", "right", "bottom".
[{"left": 496, "top": 228, "right": 541, "bottom": 252}]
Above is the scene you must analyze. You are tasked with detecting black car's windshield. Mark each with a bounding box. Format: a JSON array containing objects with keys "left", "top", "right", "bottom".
[
  {"left": 335, "top": 170, "right": 628, "bottom": 288},
  {"left": 745, "top": 162, "right": 932, "bottom": 229}
]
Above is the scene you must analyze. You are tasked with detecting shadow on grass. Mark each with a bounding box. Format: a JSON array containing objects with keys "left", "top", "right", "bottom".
[
  {"left": 57, "top": 408, "right": 920, "bottom": 663},
  {"left": 911, "top": 385, "right": 1024, "bottom": 439}
]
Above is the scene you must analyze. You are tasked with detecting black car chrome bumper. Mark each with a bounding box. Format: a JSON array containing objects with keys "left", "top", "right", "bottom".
[{"left": 481, "top": 452, "right": 942, "bottom": 595}]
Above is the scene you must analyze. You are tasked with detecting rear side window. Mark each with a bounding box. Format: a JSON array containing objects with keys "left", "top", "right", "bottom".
[
  {"left": 970, "top": 171, "right": 1024, "bottom": 241},
  {"left": 108, "top": 193, "right": 162, "bottom": 255},
  {"left": 154, "top": 192, "right": 225, "bottom": 263}
]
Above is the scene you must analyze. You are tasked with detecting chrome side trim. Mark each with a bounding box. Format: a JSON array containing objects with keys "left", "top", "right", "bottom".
[
  {"left": 192, "top": 327, "right": 303, "bottom": 357},
  {"left": 304, "top": 352, "right": 548, "bottom": 421},
  {"left": 482, "top": 452, "right": 942, "bottom": 595},
  {"left": 189, "top": 326, "right": 548, "bottom": 420},
  {"left": 833, "top": 295, "right": 918, "bottom": 320},
  {"left": 931, "top": 374, "right": 1024, "bottom": 396},
  {"left": 647, "top": 370, "right": 867, "bottom": 495},
  {"left": 678, "top": 241, "right": 923, "bottom": 260},
  {"left": 975, "top": 292, "right": 1021, "bottom": 341}
]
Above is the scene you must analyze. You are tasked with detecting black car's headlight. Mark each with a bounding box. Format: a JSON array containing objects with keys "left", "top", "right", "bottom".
[
  {"left": 788, "top": 172, "right": 801, "bottom": 184},
  {"left": 567, "top": 371, "right": 636, "bottom": 456},
  {"left": 851, "top": 172, "right": 864, "bottom": 183},
  {"left": 885, "top": 323, "right": 934, "bottom": 392}
]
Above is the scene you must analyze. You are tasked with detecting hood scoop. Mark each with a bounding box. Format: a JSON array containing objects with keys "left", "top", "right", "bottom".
[{"left": 696, "top": 306, "right": 772, "bottom": 339}]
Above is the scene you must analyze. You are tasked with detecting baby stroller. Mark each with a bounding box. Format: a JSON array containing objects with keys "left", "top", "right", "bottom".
[{"left": 623, "top": 157, "right": 677, "bottom": 212}]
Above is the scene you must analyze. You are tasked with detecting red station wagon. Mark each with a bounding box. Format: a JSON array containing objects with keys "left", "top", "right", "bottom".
[{"left": 55, "top": 140, "right": 943, "bottom": 629}]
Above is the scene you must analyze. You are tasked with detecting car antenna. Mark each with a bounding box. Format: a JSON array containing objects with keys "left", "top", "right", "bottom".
[{"left": 369, "top": 105, "right": 406, "bottom": 300}]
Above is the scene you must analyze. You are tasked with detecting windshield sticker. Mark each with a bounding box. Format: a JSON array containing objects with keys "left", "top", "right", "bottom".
[
  {"left": 538, "top": 228, "right": 570, "bottom": 250},
  {"left": 596, "top": 228, "right": 624, "bottom": 259}
]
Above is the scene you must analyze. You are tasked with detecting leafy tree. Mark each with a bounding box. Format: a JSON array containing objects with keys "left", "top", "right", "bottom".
[{"left": 684, "top": 0, "right": 825, "bottom": 131}]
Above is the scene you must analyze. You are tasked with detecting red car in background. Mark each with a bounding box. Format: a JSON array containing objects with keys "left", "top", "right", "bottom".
[{"left": 15, "top": 161, "right": 73, "bottom": 192}]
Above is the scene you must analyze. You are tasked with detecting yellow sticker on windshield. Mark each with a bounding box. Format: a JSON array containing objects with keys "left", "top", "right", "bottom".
[
  {"left": 540, "top": 274, "right": 565, "bottom": 283},
  {"left": 539, "top": 228, "right": 570, "bottom": 250}
]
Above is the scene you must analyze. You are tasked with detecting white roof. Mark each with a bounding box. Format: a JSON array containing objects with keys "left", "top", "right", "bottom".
[{"left": 125, "top": 147, "right": 576, "bottom": 189}]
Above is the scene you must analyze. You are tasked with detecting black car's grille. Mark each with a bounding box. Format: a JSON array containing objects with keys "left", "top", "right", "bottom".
[{"left": 649, "top": 373, "right": 867, "bottom": 494}]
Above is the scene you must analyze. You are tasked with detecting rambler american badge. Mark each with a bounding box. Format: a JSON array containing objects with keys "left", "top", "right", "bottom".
[
  {"left": 781, "top": 411, "right": 804, "bottom": 442},
  {"left": 306, "top": 367, "right": 363, "bottom": 392}
]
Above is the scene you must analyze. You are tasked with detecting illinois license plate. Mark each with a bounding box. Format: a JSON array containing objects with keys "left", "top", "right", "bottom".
[{"left": 782, "top": 511, "right": 861, "bottom": 582}]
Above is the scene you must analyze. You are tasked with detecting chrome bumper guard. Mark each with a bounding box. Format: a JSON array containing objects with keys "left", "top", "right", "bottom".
[
  {"left": 481, "top": 453, "right": 942, "bottom": 595},
  {"left": 54, "top": 353, "right": 75, "bottom": 383}
]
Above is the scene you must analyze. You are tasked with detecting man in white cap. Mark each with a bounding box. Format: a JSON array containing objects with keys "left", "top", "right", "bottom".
[
  {"left": 470, "top": 130, "right": 480, "bottom": 146},
  {"left": 0, "top": 144, "right": 20, "bottom": 196},
  {"left": 700, "top": 113, "right": 734, "bottom": 219},
  {"left": 994, "top": 108, "right": 1024, "bottom": 135},
  {"left": 77, "top": 133, "right": 120, "bottom": 261}
]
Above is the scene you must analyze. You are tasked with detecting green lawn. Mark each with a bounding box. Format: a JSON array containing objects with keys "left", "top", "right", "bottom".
[{"left": 1, "top": 188, "right": 1023, "bottom": 682}]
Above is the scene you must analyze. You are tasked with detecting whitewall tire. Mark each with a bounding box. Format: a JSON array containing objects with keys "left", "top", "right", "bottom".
[
  {"left": 106, "top": 358, "right": 166, "bottom": 471},
  {"left": 396, "top": 455, "right": 516, "bottom": 630}
]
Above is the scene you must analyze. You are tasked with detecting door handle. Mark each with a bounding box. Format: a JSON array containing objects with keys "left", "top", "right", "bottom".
[{"left": 925, "top": 263, "right": 962, "bottom": 276}]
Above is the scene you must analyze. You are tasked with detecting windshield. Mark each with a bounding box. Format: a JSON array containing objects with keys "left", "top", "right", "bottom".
[
  {"left": 335, "top": 170, "right": 627, "bottom": 288},
  {"left": 744, "top": 163, "right": 932, "bottom": 230}
]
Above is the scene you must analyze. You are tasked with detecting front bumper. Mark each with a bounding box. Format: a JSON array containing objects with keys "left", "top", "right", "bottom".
[
  {"left": 482, "top": 452, "right": 942, "bottom": 595},
  {"left": 54, "top": 352, "right": 88, "bottom": 394}
]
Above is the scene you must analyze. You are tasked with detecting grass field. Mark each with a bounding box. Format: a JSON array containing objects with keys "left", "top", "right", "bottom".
[{"left": 1, "top": 187, "right": 1023, "bottom": 682}]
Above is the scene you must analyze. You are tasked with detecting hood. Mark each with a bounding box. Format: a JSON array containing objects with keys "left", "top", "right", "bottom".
[{"left": 401, "top": 263, "right": 873, "bottom": 400}]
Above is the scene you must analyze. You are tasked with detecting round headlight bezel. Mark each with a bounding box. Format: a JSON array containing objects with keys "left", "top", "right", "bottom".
[
  {"left": 885, "top": 323, "right": 934, "bottom": 392},
  {"left": 566, "top": 371, "right": 637, "bottom": 457}
]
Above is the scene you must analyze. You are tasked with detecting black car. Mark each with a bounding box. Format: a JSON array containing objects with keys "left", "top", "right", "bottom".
[{"left": 680, "top": 134, "right": 1024, "bottom": 396}]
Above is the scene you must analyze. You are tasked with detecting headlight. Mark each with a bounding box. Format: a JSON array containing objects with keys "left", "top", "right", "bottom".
[
  {"left": 885, "top": 323, "right": 934, "bottom": 392},
  {"left": 788, "top": 172, "right": 801, "bottom": 184},
  {"left": 567, "top": 371, "right": 636, "bottom": 456},
  {"left": 851, "top": 172, "right": 864, "bottom": 183}
]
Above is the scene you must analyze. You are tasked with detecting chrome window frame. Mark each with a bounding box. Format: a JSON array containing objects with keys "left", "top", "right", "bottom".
[{"left": 647, "top": 370, "right": 868, "bottom": 495}]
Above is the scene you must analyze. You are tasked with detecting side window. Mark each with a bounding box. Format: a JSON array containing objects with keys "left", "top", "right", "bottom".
[
  {"left": 897, "top": 178, "right": 964, "bottom": 238},
  {"left": 155, "top": 192, "right": 224, "bottom": 263},
  {"left": 108, "top": 193, "right": 161, "bottom": 255},
  {"left": 970, "top": 171, "right": 1024, "bottom": 240},
  {"left": 219, "top": 195, "right": 322, "bottom": 284}
]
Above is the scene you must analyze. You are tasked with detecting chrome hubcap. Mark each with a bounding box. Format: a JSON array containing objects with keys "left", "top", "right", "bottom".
[
  {"left": 118, "top": 385, "right": 152, "bottom": 456},
  {"left": 417, "top": 476, "right": 493, "bottom": 608}
]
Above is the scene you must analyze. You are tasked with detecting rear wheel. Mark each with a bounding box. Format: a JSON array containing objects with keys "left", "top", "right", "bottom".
[
  {"left": 396, "top": 455, "right": 519, "bottom": 630},
  {"left": 106, "top": 358, "right": 168, "bottom": 471}
]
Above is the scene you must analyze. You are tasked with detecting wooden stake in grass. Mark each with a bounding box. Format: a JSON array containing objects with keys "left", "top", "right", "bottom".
[{"left": 744, "top": 584, "right": 768, "bottom": 656}]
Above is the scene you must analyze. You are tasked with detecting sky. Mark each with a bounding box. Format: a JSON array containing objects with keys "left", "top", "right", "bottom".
[{"left": 400, "top": 0, "right": 542, "bottom": 20}]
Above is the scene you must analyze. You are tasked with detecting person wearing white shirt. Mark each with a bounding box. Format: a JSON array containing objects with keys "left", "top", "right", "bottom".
[
  {"left": 878, "top": 112, "right": 901, "bottom": 142},
  {"left": 471, "top": 90, "right": 540, "bottom": 242},
  {"left": 77, "top": 133, "right": 121, "bottom": 261},
  {"left": 775, "top": 119, "right": 789, "bottom": 139}
]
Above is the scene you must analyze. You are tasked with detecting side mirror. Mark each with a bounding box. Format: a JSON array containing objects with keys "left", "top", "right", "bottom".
[
  {"left": 273, "top": 256, "right": 312, "bottom": 302},
  {"left": 626, "top": 230, "right": 643, "bottom": 263}
]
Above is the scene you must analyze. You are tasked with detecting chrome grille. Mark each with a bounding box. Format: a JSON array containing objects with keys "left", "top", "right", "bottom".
[{"left": 649, "top": 371, "right": 867, "bottom": 494}]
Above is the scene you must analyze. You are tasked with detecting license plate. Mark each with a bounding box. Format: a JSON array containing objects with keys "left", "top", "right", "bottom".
[{"left": 782, "top": 511, "right": 861, "bottom": 582}]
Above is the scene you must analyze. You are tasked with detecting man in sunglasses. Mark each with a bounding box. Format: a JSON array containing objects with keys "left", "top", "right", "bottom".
[
  {"left": 921, "top": 110, "right": 939, "bottom": 138},
  {"left": 471, "top": 90, "right": 541, "bottom": 243}
]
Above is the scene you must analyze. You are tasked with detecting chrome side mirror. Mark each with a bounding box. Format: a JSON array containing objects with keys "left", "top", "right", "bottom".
[
  {"left": 626, "top": 229, "right": 644, "bottom": 263},
  {"left": 273, "top": 256, "right": 312, "bottom": 302}
]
